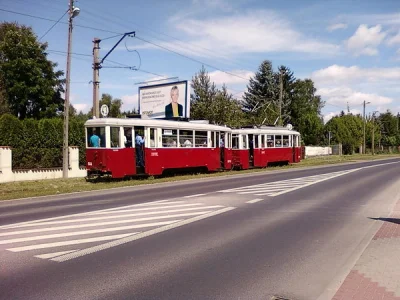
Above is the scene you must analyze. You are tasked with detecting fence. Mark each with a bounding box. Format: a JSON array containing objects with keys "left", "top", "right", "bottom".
[{"left": 0, "top": 146, "right": 86, "bottom": 184}]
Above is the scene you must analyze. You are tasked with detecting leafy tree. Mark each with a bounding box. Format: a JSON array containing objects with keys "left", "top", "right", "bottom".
[
  {"left": 190, "top": 66, "right": 246, "bottom": 127},
  {"left": 289, "top": 79, "right": 324, "bottom": 145},
  {"left": 0, "top": 22, "right": 65, "bottom": 119},
  {"left": 274, "top": 65, "right": 296, "bottom": 125}
]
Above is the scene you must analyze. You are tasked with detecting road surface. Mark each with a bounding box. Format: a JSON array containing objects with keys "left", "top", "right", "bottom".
[{"left": 1, "top": 158, "right": 399, "bottom": 300}]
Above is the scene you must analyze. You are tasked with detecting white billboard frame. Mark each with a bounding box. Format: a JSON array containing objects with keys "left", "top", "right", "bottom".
[{"left": 138, "top": 80, "right": 190, "bottom": 119}]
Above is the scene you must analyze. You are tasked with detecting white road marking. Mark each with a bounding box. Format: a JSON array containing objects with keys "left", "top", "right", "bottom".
[
  {"left": 219, "top": 169, "right": 360, "bottom": 197},
  {"left": 246, "top": 198, "right": 265, "bottom": 204},
  {"left": 89, "top": 203, "right": 203, "bottom": 215},
  {"left": 0, "top": 211, "right": 213, "bottom": 237},
  {"left": 0, "top": 200, "right": 186, "bottom": 229},
  {"left": 361, "top": 161, "right": 399, "bottom": 169},
  {"left": 7, "top": 233, "right": 138, "bottom": 252},
  {"left": 35, "top": 250, "right": 79, "bottom": 259},
  {"left": 184, "top": 194, "right": 206, "bottom": 198},
  {"left": 52, "top": 207, "right": 236, "bottom": 262},
  {"left": 2, "top": 205, "right": 224, "bottom": 229}
]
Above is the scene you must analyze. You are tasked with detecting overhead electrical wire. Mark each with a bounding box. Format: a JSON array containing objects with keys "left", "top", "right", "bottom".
[{"left": 39, "top": 9, "right": 68, "bottom": 41}]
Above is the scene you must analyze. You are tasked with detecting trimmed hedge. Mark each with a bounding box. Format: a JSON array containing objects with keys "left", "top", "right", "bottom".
[{"left": 0, "top": 114, "right": 86, "bottom": 169}]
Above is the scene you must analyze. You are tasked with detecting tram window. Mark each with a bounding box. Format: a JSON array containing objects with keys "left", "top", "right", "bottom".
[
  {"left": 275, "top": 135, "right": 282, "bottom": 147},
  {"left": 179, "top": 130, "right": 193, "bottom": 147},
  {"left": 149, "top": 128, "right": 156, "bottom": 148},
  {"left": 211, "top": 131, "right": 216, "bottom": 148},
  {"left": 267, "top": 135, "right": 274, "bottom": 148},
  {"left": 87, "top": 127, "right": 105, "bottom": 148},
  {"left": 242, "top": 135, "right": 247, "bottom": 149},
  {"left": 254, "top": 135, "right": 259, "bottom": 148},
  {"left": 261, "top": 135, "right": 265, "bottom": 148},
  {"left": 110, "top": 127, "right": 120, "bottom": 148},
  {"left": 283, "top": 135, "right": 289, "bottom": 147},
  {"left": 194, "top": 131, "right": 208, "bottom": 147},
  {"left": 232, "top": 135, "right": 239, "bottom": 149},
  {"left": 123, "top": 127, "right": 132, "bottom": 148},
  {"left": 162, "top": 129, "right": 178, "bottom": 147}
]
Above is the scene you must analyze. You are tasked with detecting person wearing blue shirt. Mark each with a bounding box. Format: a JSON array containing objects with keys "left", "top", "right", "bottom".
[
  {"left": 89, "top": 130, "right": 100, "bottom": 147},
  {"left": 135, "top": 133, "right": 145, "bottom": 167}
]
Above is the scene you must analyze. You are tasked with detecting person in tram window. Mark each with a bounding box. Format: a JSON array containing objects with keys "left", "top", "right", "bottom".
[
  {"left": 89, "top": 129, "right": 100, "bottom": 147},
  {"left": 165, "top": 85, "right": 183, "bottom": 118},
  {"left": 220, "top": 136, "right": 225, "bottom": 148},
  {"left": 183, "top": 139, "right": 192, "bottom": 147},
  {"left": 124, "top": 129, "right": 132, "bottom": 148},
  {"left": 135, "top": 133, "right": 145, "bottom": 167}
]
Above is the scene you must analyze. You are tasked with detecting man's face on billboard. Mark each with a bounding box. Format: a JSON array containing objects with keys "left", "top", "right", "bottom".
[{"left": 171, "top": 88, "right": 179, "bottom": 103}]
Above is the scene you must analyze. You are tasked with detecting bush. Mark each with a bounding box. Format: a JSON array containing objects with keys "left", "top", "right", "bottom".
[{"left": 0, "top": 114, "right": 86, "bottom": 169}]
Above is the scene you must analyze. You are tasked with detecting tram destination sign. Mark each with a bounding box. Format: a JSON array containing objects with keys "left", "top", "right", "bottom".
[{"left": 138, "top": 80, "right": 190, "bottom": 119}]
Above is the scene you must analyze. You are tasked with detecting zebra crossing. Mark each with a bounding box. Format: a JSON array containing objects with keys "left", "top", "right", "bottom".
[
  {"left": 0, "top": 199, "right": 235, "bottom": 262},
  {"left": 219, "top": 168, "right": 360, "bottom": 197}
]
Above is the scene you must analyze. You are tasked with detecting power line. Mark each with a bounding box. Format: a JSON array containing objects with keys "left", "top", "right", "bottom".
[
  {"left": 39, "top": 10, "right": 68, "bottom": 41},
  {"left": 0, "top": 8, "right": 121, "bottom": 34},
  {"left": 135, "top": 36, "right": 249, "bottom": 81},
  {"left": 47, "top": 49, "right": 92, "bottom": 57}
]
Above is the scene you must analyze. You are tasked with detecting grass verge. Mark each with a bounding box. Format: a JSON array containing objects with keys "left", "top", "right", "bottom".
[{"left": 0, "top": 154, "right": 398, "bottom": 201}]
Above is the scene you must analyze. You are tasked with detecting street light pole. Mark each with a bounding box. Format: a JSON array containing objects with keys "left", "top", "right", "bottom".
[
  {"left": 363, "top": 100, "right": 371, "bottom": 155},
  {"left": 62, "top": 0, "right": 79, "bottom": 178}
]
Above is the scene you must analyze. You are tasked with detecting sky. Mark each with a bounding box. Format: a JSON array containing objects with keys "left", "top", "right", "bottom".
[{"left": 1, "top": 0, "right": 400, "bottom": 123}]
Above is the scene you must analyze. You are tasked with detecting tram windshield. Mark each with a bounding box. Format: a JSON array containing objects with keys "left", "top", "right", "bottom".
[{"left": 87, "top": 127, "right": 106, "bottom": 148}]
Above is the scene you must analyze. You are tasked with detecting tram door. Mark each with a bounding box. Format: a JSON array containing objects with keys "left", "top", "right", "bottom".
[
  {"left": 248, "top": 134, "right": 254, "bottom": 167},
  {"left": 134, "top": 126, "right": 145, "bottom": 170},
  {"left": 218, "top": 132, "right": 224, "bottom": 168}
]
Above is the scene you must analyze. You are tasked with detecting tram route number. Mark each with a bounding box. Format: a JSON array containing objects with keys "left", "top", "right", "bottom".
[{"left": 142, "top": 111, "right": 153, "bottom": 115}]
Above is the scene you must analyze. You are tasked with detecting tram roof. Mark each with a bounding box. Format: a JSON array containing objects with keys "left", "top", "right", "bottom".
[
  {"left": 84, "top": 117, "right": 232, "bottom": 132},
  {"left": 231, "top": 127, "right": 300, "bottom": 135}
]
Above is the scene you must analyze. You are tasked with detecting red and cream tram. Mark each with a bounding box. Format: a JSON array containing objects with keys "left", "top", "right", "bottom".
[
  {"left": 85, "top": 117, "right": 233, "bottom": 178},
  {"left": 230, "top": 126, "right": 302, "bottom": 169}
]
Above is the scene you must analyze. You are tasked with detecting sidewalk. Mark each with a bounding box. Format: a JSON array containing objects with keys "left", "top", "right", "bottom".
[{"left": 332, "top": 200, "right": 400, "bottom": 300}]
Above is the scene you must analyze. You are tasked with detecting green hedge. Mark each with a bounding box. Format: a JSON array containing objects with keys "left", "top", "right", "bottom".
[{"left": 0, "top": 114, "right": 86, "bottom": 169}]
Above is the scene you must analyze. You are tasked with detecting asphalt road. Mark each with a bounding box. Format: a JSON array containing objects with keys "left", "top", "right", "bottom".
[{"left": 1, "top": 158, "right": 400, "bottom": 300}]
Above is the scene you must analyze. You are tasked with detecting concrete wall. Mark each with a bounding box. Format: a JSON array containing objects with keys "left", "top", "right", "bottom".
[
  {"left": 0, "top": 146, "right": 86, "bottom": 183},
  {"left": 304, "top": 146, "right": 332, "bottom": 158}
]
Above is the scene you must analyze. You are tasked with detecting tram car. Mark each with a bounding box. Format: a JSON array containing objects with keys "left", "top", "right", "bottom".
[
  {"left": 85, "top": 117, "right": 233, "bottom": 179},
  {"left": 84, "top": 117, "right": 302, "bottom": 179},
  {"left": 230, "top": 126, "right": 302, "bottom": 169}
]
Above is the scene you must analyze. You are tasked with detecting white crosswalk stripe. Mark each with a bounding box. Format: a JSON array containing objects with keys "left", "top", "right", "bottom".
[
  {"left": 0, "top": 200, "right": 235, "bottom": 262},
  {"left": 219, "top": 169, "right": 360, "bottom": 197}
]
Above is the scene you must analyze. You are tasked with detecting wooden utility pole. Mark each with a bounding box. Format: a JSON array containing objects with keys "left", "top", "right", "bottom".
[
  {"left": 372, "top": 121, "right": 375, "bottom": 155},
  {"left": 92, "top": 38, "right": 101, "bottom": 118}
]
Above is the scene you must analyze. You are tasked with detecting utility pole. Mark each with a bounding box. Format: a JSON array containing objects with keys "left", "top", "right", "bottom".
[
  {"left": 279, "top": 69, "right": 283, "bottom": 126},
  {"left": 92, "top": 38, "right": 101, "bottom": 118},
  {"left": 63, "top": 0, "right": 79, "bottom": 178},
  {"left": 372, "top": 117, "right": 375, "bottom": 155},
  {"left": 91, "top": 31, "right": 135, "bottom": 119},
  {"left": 328, "top": 131, "right": 331, "bottom": 146},
  {"left": 362, "top": 100, "right": 370, "bottom": 154}
]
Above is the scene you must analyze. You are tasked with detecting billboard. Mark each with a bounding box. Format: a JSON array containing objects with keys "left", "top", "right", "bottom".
[{"left": 138, "top": 80, "right": 190, "bottom": 119}]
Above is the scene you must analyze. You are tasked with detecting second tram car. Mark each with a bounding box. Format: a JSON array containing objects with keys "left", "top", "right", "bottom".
[
  {"left": 84, "top": 117, "right": 302, "bottom": 179},
  {"left": 230, "top": 126, "right": 301, "bottom": 169}
]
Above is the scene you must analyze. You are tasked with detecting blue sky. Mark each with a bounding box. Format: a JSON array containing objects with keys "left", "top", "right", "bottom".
[{"left": 1, "top": 0, "right": 400, "bottom": 123}]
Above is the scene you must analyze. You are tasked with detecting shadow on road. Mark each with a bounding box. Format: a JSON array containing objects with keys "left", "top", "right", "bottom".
[{"left": 369, "top": 217, "right": 400, "bottom": 225}]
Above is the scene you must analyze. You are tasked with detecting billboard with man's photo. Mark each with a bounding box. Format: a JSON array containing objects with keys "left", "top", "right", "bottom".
[{"left": 138, "top": 80, "right": 190, "bottom": 119}]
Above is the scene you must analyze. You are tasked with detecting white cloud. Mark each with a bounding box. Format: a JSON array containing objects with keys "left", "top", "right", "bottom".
[
  {"left": 311, "top": 65, "right": 400, "bottom": 85},
  {"left": 336, "top": 13, "right": 400, "bottom": 27},
  {"left": 327, "top": 23, "right": 348, "bottom": 32},
  {"left": 318, "top": 86, "right": 393, "bottom": 107},
  {"left": 121, "top": 94, "right": 138, "bottom": 112},
  {"left": 346, "top": 24, "right": 386, "bottom": 56},
  {"left": 208, "top": 70, "right": 254, "bottom": 85},
  {"left": 387, "top": 32, "right": 400, "bottom": 46},
  {"left": 323, "top": 109, "right": 361, "bottom": 124},
  {"left": 164, "top": 10, "right": 340, "bottom": 58},
  {"left": 73, "top": 104, "right": 90, "bottom": 113}
]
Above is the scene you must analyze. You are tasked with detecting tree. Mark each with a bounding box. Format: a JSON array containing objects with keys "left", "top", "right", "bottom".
[
  {"left": 190, "top": 66, "right": 246, "bottom": 127},
  {"left": 242, "top": 60, "right": 278, "bottom": 126},
  {"left": 0, "top": 22, "right": 65, "bottom": 119},
  {"left": 274, "top": 65, "right": 296, "bottom": 125},
  {"left": 289, "top": 79, "right": 324, "bottom": 145},
  {"left": 87, "top": 93, "right": 123, "bottom": 118}
]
